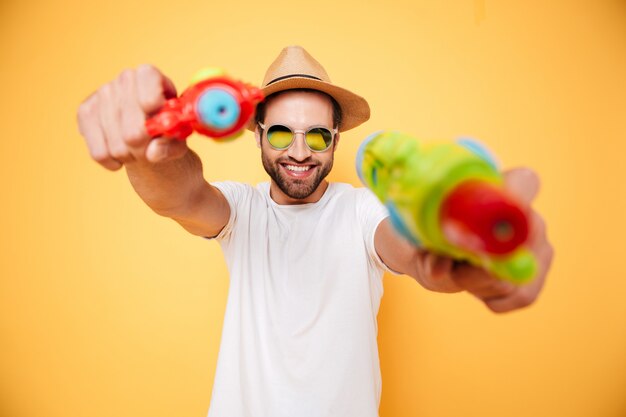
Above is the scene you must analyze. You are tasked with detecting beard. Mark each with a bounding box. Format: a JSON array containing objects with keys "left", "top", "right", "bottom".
[{"left": 261, "top": 152, "right": 333, "bottom": 200}]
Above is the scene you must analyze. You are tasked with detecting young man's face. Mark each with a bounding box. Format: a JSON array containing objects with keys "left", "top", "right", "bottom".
[{"left": 255, "top": 90, "right": 340, "bottom": 204}]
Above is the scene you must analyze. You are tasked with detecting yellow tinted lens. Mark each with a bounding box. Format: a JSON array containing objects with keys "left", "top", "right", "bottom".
[
  {"left": 306, "top": 128, "right": 332, "bottom": 151},
  {"left": 267, "top": 125, "right": 293, "bottom": 149}
]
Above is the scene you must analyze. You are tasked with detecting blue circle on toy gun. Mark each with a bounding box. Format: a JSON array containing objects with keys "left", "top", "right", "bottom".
[
  {"left": 456, "top": 137, "right": 499, "bottom": 171},
  {"left": 356, "top": 130, "right": 383, "bottom": 185},
  {"left": 197, "top": 88, "right": 241, "bottom": 130}
]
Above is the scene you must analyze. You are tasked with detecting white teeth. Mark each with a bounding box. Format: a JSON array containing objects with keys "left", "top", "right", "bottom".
[{"left": 285, "top": 165, "right": 311, "bottom": 172}]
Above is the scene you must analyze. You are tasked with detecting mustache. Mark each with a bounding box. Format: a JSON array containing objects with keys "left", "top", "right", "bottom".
[{"left": 276, "top": 157, "right": 317, "bottom": 165}]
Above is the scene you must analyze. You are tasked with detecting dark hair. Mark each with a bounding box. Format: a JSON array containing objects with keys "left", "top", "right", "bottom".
[{"left": 254, "top": 88, "right": 343, "bottom": 132}]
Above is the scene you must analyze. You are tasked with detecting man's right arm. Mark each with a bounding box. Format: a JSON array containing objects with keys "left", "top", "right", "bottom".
[
  {"left": 125, "top": 151, "right": 230, "bottom": 238},
  {"left": 76, "top": 64, "right": 229, "bottom": 238}
]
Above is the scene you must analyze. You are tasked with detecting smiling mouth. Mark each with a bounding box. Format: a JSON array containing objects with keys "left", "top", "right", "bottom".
[
  {"left": 279, "top": 163, "right": 318, "bottom": 178},
  {"left": 282, "top": 164, "right": 312, "bottom": 172}
]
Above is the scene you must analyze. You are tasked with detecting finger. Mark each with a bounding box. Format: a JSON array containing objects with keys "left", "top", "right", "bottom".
[
  {"left": 482, "top": 240, "right": 552, "bottom": 313},
  {"left": 452, "top": 263, "right": 517, "bottom": 299},
  {"left": 426, "top": 253, "right": 454, "bottom": 281},
  {"left": 503, "top": 167, "right": 540, "bottom": 206},
  {"left": 525, "top": 213, "right": 553, "bottom": 289},
  {"left": 77, "top": 92, "right": 123, "bottom": 171},
  {"left": 527, "top": 210, "right": 547, "bottom": 248},
  {"left": 162, "top": 74, "right": 177, "bottom": 99},
  {"left": 413, "top": 250, "right": 436, "bottom": 287},
  {"left": 525, "top": 209, "right": 554, "bottom": 274},
  {"left": 136, "top": 64, "right": 178, "bottom": 116},
  {"left": 483, "top": 285, "right": 538, "bottom": 313},
  {"left": 471, "top": 280, "right": 517, "bottom": 300},
  {"left": 413, "top": 251, "right": 463, "bottom": 293},
  {"left": 145, "top": 137, "right": 189, "bottom": 163},
  {"left": 117, "top": 69, "right": 151, "bottom": 159},
  {"left": 98, "top": 82, "right": 135, "bottom": 164}
]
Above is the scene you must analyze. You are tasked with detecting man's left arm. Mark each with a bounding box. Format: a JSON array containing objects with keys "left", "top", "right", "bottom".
[{"left": 374, "top": 167, "right": 554, "bottom": 313}]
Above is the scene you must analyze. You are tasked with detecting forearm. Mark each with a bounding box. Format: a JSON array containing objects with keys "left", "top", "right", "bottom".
[
  {"left": 125, "top": 149, "right": 206, "bottom": 216},
  {"left": 376, "top": 219, "right": 462, "bottom": 293}
]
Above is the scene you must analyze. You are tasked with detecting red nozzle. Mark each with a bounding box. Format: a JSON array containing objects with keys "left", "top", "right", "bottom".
[{"left": 440, "top": 180, "right": 530, "bottom": 255}]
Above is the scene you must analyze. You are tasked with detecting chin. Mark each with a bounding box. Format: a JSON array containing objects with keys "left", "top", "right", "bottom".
[
  {"left": 278, "top": 175, "right": 319, "bottom": 200},
  {"left": 261, "top": 150, "right": 333, "bottom": 200}
]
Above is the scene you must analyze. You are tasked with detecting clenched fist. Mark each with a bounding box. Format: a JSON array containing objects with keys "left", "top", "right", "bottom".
[{"left": 77, "top": 64, "right": 190, "bottom": 170}]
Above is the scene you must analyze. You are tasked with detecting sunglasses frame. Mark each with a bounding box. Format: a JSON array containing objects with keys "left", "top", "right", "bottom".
[{"left": 258, "top": 122, "right": 338, "bottom": 153}]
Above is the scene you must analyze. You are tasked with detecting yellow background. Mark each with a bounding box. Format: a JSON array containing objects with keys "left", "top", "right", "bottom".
[{"left": 1, "top": 1, "right": 625, "bottom": 416}]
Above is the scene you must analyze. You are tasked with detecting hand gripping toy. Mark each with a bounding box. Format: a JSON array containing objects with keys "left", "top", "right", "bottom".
[
  {"left": 356, "top": 131, "right": 538, "bottom": 283},
  {"left": 145, "top": 68, "right": 264, "bottom": 141}
]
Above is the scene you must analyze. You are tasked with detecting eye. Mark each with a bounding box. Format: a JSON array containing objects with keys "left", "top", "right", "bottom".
[
  {"left": 306, "top": 128, "right": 332, "bottom": 151},
  {"left": 267, "top": 125, "right": 293, "bottom": 149},
  {"left": 196, "top": 88, "right": 241, "bottom": 130}
]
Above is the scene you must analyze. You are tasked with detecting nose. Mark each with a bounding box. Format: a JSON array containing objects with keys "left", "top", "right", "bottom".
[{"left": 287, "top": 131, "right": 312, "bottom": 162}]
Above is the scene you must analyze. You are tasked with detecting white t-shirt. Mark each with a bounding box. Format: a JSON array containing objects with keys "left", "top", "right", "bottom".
[{"left": 206, "top": 181, "right": 394, "bottom": 417}]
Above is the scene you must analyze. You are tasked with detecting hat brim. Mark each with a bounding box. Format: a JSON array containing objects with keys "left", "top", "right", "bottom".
[{"left": 246, "top": 77, "right": 370, "bottom": 132}]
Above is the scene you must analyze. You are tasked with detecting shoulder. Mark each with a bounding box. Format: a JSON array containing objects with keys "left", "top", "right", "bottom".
[
  {"left": 347, "top": 184, "right": 383, "bottom": 207},
  {"left": 324, "top": 182, "right": 382, "bottom": 205},
  {"left": 210, "top": 181, "right": 264, "bottom": 208},
  {"left": 211, "top": 180, "right": 254, "bottom": 193},
  {"left": 327, "top": 182, "right": 364, "bottom": 198},
  {"left": 322, "top": 184, "right": 385, "bottom": 221}
]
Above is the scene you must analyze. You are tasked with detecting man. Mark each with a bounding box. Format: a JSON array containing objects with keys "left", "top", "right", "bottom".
[{"left": 77, "top": 46, "right": 553, "bottom": 417}]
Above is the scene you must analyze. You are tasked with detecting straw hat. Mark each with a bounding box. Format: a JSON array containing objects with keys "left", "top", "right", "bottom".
[{"left": 248, "top": 45, "right": 370, "bottom": 132}]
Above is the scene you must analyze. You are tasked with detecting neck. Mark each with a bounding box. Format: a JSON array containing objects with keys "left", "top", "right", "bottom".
[{"left": 269, "top": 180, "right": 329, "bottom": 205}]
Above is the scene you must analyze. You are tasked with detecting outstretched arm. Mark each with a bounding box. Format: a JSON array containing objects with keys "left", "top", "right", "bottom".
[
  {"left": 374, "top": 168, "right": 554, "bottom": 313},
  {"left": 77, "top": 64, "right": 229, "bottom": 238}
]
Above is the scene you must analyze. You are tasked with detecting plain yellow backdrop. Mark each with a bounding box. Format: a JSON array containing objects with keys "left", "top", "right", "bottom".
[{"left": 1, "top": 1, "right": 625, "bottom": 416}]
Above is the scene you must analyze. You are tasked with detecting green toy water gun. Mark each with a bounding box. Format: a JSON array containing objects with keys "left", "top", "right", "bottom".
[{"left": 356, "top": 131, "right": 538, "bottom": 283}]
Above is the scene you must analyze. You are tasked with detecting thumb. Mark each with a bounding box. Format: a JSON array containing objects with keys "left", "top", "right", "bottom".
[
  {"left": 419, "top": 252, "right": 462, "bottom": 293},
  {"left": 145, "top": 137, "right": 189, "bottom": 163},
  {"left": 503, "top": 167, "right": 541, "bottom": 206}
]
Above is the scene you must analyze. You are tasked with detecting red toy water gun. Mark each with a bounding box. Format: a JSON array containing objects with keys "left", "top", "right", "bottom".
[{"left": 145, "top": 68, "right": 264, "bottom": 141}]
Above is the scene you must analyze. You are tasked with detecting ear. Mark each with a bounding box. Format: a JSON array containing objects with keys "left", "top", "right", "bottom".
[
  {"left": 333, "top": 132, "right": 340, "bottom": 152},
  {"left": 254, "top": 126, "right": 261, "bottom": 149}
]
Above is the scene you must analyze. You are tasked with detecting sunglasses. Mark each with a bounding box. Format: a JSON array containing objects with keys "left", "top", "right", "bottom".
[{"left": 258, "top": 122, "right": 337, "bottom": 152}]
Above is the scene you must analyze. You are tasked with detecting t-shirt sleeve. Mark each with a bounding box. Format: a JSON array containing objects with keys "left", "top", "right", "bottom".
[
  {"left": 203, "top": 181, "right": 251, "bottom": 242},
  {"left": 357, "top": 188, "right": 402, "bottom": 275}
]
